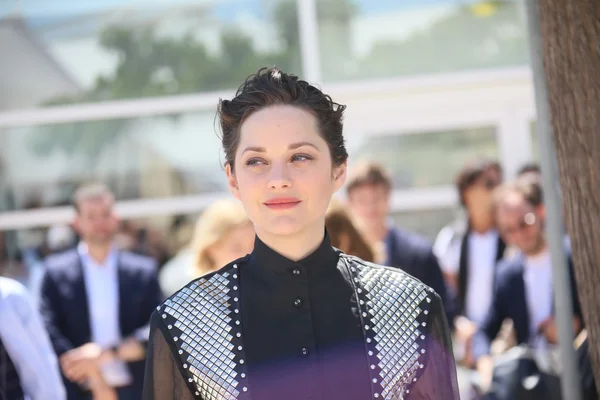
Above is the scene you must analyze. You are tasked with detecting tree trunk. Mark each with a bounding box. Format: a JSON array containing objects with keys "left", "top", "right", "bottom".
[{"left": 536, "top": 0, "right": 600, "bottom": 391}]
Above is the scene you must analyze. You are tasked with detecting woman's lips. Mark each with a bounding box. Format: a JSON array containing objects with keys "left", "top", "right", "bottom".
[{"left": 263, "top": 198, "right": 302, "bottom": 210}]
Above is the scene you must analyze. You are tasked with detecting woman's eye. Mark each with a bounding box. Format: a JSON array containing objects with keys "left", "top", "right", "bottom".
[
  {"left": 246, "top": 158, "right": 266, "bottom": 166},
  {"left": 291, "top": 154, "right": 313, "bottom": 162}
]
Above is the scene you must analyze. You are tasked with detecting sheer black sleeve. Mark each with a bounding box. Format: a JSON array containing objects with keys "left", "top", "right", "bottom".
[
  {"left": 142, "top": 312, "right": 196, "bottom": 400},
  {"left": 408, "top": 292, "right": 461, "bottom": 400}
]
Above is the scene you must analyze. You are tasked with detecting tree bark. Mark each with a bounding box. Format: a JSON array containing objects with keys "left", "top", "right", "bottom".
[{"left": 536, "top": 0, "right": 600, "bottom": 391}]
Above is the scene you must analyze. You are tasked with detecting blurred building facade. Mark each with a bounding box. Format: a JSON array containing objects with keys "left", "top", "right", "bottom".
[{"left": 0, "top": 0, "right": 539, "bottom": 256}]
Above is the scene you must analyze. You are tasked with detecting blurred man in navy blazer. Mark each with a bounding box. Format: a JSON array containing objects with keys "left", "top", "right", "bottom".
[
  {"left": 472, "top": 176, "right": 582, "bottom": 392},
  {"left": 346, "top": 162, "right": 454, "bottom": 323},
  {"left": 39, "top": 183, "right": 162, "bottom": 400}
]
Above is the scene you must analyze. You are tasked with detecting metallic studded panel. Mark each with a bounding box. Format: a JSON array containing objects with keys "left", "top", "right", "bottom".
[
  {"left": 159, "top": 266, "right": 250, "bottom": 400},
  {"left": 344, "top": 257, "right": 431, "bottom": 400}
]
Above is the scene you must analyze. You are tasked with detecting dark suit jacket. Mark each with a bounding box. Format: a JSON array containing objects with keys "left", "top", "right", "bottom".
[
  {"left": 472, "top": 253, "right": 582, "bottom": 360},
  {"left": 384, "top": 226, "right": 456, "bottom": 325},
  {"left": 39, "top": 247, "right": 163, "bottom": 400}
]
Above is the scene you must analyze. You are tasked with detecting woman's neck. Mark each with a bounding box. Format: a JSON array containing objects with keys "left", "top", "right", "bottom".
[{"left": 255, "top": 222, "right": 325, "bottom": 261}]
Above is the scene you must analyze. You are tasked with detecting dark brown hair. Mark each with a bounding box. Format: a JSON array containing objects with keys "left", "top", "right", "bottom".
[
  {"left": 345, "top": 162, "right": 392, "bottom": 195},
  {"left": 72, "top": 183, "right": 115, "bottom": 213},
  {"left": 517, "top": 162, "right": 541, "bottom": 177},
  {"left": 217, "top": 67, "right": 348, "bottom": 170},
  {"left": 326, "top": 205, "right": 375, "bottom": 262},
  {"left": 455, "top": 158, "right": 500, "bottom": 206}
]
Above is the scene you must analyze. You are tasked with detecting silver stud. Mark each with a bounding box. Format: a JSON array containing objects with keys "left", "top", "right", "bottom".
[
  {"left": 179, "top": 350, "right": 183, "bottom": 355},
  {"left": 414, "top": 378, "right": 417, "bottom": 382},
  {"left": 362, "top": 312, "right": 368, "bottom": 317},
  {"left": 188, "top": 378, "right": 193, "bottom": 383},
  {"left": 236, "top": 320, "right": 240, "bottom": 325},
  {"left": 241, "top": 373, "right": 246, "bottom": 378},
  {"left": 368, "top": 351, "right": 373, "bottom": 356},
  {"left": 240, "top": 359, "right": 245, "bottom": 364},
  {"left": 424, "top": 310, "right": 429, "bottom": 315},
  {"left": 174, "top": 337, "right": 178, "bottom": 341},
  {"left": 366, "top": 338, "right": 372, "bottom": 343},
  {"left": 243, "top": 387, "right": 248, "bottom": 392},
  {"left": 372, "top": 378, "right": 377, "bottom": 383},
  {"left": 233, "top": 264, "right": 238, "bottom": 269},
  {"left": 421, "top": 349, "right": 426, "bottom": 354},
  {"left": 422, "top": 322, "right": 426, "bottom": 327},
  {"left": 156, "top": 306, "right": 161, "bottom": 310},
  {"left": 233, "top": 274, "right": 238, "bottom": 278},
  {"left": 421, "top": 335, "right": 425, "bottom": 340},
  {"left": 238, "top": 346, "right": 243, "bottom": 351},
  {"left": 183, "top": 364, "right": 187, "bottom": 368},
  {"left": 426, "top": 297, "right": 431, "bottom": 303},
  {"left": 235, "top": 309, "right": 239, "bottom": 314},
  {"left": 195, "top": 392, "right": 199, "bottom": 396},
  {"left": 406, "top": 390, "right": 410, "bottom": 394},
  {"left": 168, "top": 325, "right": 172, "bottom": 329},
  {"left": 237, "top": 333, "right": 242, "bottom": 338},
  {"left": 370, "top": 364, "right": 375, "bottom": 369},
  {"left": 162, "top": 314, "right": 166, "bottom": 319},
  {"left": 365, "top": 325, "right": 370, "bottom": 330},
  {"left": 233, "top": 286, "right": 238, "bottom": 290},
  {"left": 234, "top": 297, "right": 239, "bottom": 302},
  {"left": 374, "top": 394, "right": 379, "bottom": 398},
  {"left": 357, "top": 288, "right": 362, "bottom": 293}
]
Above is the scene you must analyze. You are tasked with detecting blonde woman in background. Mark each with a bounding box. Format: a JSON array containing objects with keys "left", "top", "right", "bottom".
[{"left": 159, "top": 198, "right": 255, "bottom": 296}]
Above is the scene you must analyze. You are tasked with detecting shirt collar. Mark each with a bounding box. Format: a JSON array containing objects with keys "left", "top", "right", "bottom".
[
  {"left": 250, "top": 230, "right": 340, "bottom": 279},
  {"left": 77, "top": 241, "right": 119, "bottom": 269}
]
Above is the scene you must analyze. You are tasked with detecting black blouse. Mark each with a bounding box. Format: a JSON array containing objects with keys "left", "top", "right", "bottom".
[{"left": 143, "top": 234, "right": 460, "bottom": 400}]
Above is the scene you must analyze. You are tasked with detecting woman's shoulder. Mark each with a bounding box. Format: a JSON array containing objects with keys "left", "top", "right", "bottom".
[
  {"left": 339, "top": 253, "right": 439, "bottom": 300},
  {"left": 154, "top": 255, "right": 250, "bottom": 320}
]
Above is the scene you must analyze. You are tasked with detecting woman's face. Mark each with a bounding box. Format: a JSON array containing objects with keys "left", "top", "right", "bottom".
[{"left": 226, "top": 105, "right": 346, "bottom": 239}]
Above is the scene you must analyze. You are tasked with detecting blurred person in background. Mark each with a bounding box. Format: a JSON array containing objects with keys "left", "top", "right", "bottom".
[
  {"left": 345, "top": 162, "right": 453, "bottom": 322},
  {"left": 325, "top": 200, "right": 375, "bottom": 262},
  {"left": 471, "top": 176, "right": 582, "bottom": 394},
  {"left": 39, "top": 183, "right": 162, "bottom": 400},
  {"left": 0, "top": 276, "right": 66, "bottom": 400},
  {"left": 159, "top": 198, "right": 254, "bottom": 296},
  {"left": 515, "top": 161, "right": 573, "bottom": 253},
  {"left": 433, "top": 159, "right": 506, "bottom": 365},
  {"left": 516, "top": 162, "right": 541, "bottom": 180}
]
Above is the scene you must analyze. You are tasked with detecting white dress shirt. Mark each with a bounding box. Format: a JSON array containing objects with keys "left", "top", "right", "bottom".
[
  {"left": 0, "top": 277, "right": 66, "bottom": 400},
  {"left": 464, "top": 230, "right": 499, "bottom": 325},
  {"left": 433, "top": 225, "right": 461, "bottom": 275},
  {"left": 78, "top": 242, "right": 132, "bottom": 387}
]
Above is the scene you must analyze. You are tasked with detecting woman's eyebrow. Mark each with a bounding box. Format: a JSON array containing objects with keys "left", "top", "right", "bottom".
[{"left": 241, "top": 142, "right": 320, "bottom": 154}]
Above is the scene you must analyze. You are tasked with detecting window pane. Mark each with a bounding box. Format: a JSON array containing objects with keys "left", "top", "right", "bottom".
[
  {"left": 0, "top": 112, "right": 226, "bottom": 211},
  {"left": 351, "top": 126, "right": 498, "bottom": 189},
  {"left": 390, "top": 207, "right": 457, "bottom": 241},
  {"left": 316, "top": 0, "right": 529, "bottom": 82},
  {"left": 0, "top": 0, "right": 301, "bottom": 110}
]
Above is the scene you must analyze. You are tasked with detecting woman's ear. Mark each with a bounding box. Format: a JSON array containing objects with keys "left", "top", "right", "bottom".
[
  {"left": 333, "top": 162, "right": 347, "bottom": 192},
  {"left": 225, "top": 163, "right": 240, "bottom": 199}
]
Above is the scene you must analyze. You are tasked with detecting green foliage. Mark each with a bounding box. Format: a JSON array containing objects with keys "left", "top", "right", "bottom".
[{"left": 30, "top": 0, "right": 528, "bottom": 177}]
